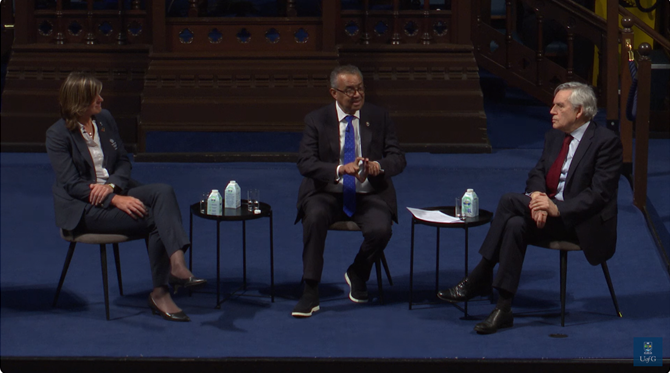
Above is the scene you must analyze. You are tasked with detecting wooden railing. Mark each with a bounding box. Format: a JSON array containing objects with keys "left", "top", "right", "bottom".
[
  {"left": 472, "top": 0, "right": 609, "bottom": 105},
  {"left": 152, "top": 0, "right": 473, "bottom": 55},
  {"left": 613, "top": 4, "right": 669, "bottom": 211},
  {"left": 6, "top": 0, "right": 480, "bottom": 54},
  {"left": 619, "top": 5, "right": 670, "bottom": 51},
  {"left": 338, "top": 0, "right": 472, "bottom": 46},
  {"left": 633, "top": 42, "right": 652, "bottom": 210},
  {"left": 18, "top": 0, "right": 150, "bottom": 46},
  {"left": 470, "top": 0, "right": 669, "bottom": 213}
]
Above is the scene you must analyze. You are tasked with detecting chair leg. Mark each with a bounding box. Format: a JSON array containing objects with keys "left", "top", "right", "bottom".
[
  {"left": 601, "top": 262, "right": 623, "bottom": 318},
  {"left": 113, "top": 243, "right": 123, "bottom": 296},
  {"left": 380, "top": 252, "right": 393, "bottom": 286},
  {"left": 100, "top": 244, "right": 110, "bottom": 321},
  {"left": 560, "top": 250, "right": 568, "bottom": 327},
  {"left": 375, "top": 259, "right": 384, "bottom": 304},
  {"left": 53, "top": 242, "right": 77, "bottom": 307}
]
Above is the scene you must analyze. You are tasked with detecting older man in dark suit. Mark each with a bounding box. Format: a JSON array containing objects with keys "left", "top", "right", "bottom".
[
  {"left": 438, "top": 82, "right": 623, "bottom": 334},
  {"left": 292, "top": 65, "right": 406, "bottom": 317}
]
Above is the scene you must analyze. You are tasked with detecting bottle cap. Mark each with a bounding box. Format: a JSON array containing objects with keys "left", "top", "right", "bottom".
[
  {"left": 212, "top": 189, "right": 218, "bottom": 192},
  {"left": 467, "top": 188, "right": 474, "bottom": 192}
]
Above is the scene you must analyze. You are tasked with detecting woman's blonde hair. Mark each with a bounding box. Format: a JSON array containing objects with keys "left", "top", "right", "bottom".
[{"left": 59, "top": 72, "right": 102, "bottom": 131}]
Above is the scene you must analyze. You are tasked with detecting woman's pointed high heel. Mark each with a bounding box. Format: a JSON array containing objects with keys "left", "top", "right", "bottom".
[
  {"left": 168, "top": 275, "right": 207, "bottom": 294},
  {"left": 147, "top": 295, "right": 190, "bottom": 322}
]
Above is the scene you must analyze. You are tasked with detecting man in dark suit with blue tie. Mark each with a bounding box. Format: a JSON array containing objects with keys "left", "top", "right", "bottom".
[
  {"left": 437, "top": 82, "right": 623, "bottom": 334},
  {"left": 293, "top": 65, "right": 406, "bottom": 317}
]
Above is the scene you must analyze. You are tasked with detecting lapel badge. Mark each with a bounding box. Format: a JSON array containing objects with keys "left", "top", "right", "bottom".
[
  {"left": 365, "top": 121, "right": 370, "bottom": 127},
  {"left": 100, "top": 122, "right": 105, "bottom": 132}
]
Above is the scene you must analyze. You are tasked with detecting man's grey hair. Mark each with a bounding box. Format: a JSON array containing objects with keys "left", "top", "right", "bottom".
[
  {"left": 330, "top": 65, "right": 363, "bottom": 89},
  {"left": 554, "top": 82, "right": 598, "bottom": 120}
]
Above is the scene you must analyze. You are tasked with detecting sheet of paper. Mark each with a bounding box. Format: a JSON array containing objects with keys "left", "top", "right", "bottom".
[{"left": 406, "top": 207, "right": 462, "bottom": 224}]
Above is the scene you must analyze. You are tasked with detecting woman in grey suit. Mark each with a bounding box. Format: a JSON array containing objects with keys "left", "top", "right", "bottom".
[{"left": 46, "top": 72, "right": 205, "bottom": 322}]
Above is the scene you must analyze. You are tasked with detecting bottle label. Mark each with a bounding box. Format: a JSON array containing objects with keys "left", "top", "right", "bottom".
[
  {"left": 225, "top": 183, "right": 241, "bottom": 209},
  {"left": 462, "top": 196, "right": 473, "bottom": 216},
  {"left": 207, "top": 192, "right": 222, "bottom": 216}
]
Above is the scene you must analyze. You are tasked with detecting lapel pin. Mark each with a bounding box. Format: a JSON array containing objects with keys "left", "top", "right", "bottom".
[{"left": 365, "top": 121, "right": 370, "bottom": 127}]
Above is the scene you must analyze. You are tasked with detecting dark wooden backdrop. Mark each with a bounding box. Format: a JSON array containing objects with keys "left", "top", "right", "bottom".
[{"left": 1, "top": 0, "right": 492, "bottom": 155}]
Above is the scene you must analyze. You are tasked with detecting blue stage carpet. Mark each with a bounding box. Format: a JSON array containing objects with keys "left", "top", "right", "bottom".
[
  {"left": 647, "top": 139, "right": 670, "bottom": 253},
  {"left": 1, "top": 151, "right": 668, "bottom": 360}
]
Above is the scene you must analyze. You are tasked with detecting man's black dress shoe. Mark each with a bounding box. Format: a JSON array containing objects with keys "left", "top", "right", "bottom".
[
  {"left": 291, "top": 293, "right": 320, "bottom": 318},
  {"left": 345, "top": 265, "right": 369, "bottom": 303},
  {"left": 168, "top": 275, "right": 207, "bottom": 294},
  {"left": 147, "top": 295, "right": 190, "bottom": 322},
  {"left": 437, "top": 277, "right": 492, "bottom": 303},
  {"left": 474, "top": 307, "right": 513, "bottom": 334}
]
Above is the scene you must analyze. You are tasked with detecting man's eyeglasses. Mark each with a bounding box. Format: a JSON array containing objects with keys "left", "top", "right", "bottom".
[{"left": 333, "top": 86, "right": 365, "bottom": 97}]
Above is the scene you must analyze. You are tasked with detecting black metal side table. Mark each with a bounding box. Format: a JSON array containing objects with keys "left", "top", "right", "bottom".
[
  {"left": 409, "top": 206, "right": 493, "bottom": 318},
  {"left": 189, "top": 201, "right": 274, "bottom": 308}
]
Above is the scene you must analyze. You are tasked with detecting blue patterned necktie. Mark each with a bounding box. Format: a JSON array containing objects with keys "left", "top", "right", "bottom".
[{"left": 343, "top": 115, "right": 356, "bottom": 217}]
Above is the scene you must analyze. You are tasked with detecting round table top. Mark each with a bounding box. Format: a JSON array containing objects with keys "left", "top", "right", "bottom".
[
  {"left": 190, "top": 201, "right": 272, "bottom": 222},
  {"left": 411, "top": 205, "right": 493, "bottom": 228}
]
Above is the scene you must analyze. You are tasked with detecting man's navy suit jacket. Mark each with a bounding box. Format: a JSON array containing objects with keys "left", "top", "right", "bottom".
[
  {"left": 526, "top": 121, "right": 623, "bottom": 265},
  {"left": 295, "top": 102, "right": 406, "bottom": 224}
]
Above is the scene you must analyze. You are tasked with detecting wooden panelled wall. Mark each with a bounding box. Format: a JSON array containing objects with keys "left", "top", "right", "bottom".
[{"left": 1, "top": 0, "right": 490, "bottom": 155}]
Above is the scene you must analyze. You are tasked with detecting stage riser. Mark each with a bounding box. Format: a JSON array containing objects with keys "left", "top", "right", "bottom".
[
  {"left": 0, "top": 358, "right": 659, "bottom": 373},
  {"left": 139, "top": 45, "right": 490, "bottom": 155},
  {"left": 1, "top": 46, "right": 490, "bottom": 155},
  {"left": 0, "top": 47, "right": 148, "bottom": 148}
]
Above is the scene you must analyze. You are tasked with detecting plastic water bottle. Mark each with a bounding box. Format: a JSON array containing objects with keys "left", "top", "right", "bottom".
[
  {"left": 225, "top": 181, "right": 241, "bottom": 209},
  {"left": 207, "top": 189, "right": 223, "bottom": 216},
  {"left": 461, "top": 189, "right": 479, "bottom": 218}
]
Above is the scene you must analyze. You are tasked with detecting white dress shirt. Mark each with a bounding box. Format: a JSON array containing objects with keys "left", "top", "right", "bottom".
[
  {"left": 555, "top": 121, "right": 589, "bottom": 201},
  {"left": 323, "top": 102, "right": 374, "bottom": 194},
  {"left": 79, "top": 120, "right": 110, "bottom": 185}
]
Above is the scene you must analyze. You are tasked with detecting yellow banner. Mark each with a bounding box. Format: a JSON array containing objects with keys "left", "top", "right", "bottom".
[{"left": 593, "top": 0, "right": 657, "bottom": 85}]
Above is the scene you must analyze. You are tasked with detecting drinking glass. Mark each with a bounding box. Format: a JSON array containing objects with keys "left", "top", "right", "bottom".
[
  {"left": 200, "top": 193, "right": 209, "bottom": 214},
  {"left": 455, "top": 197, "right": 463, "bottom": 220},
  {"left": 247, "top": 189, "right": 260, "bottom": 213}
]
